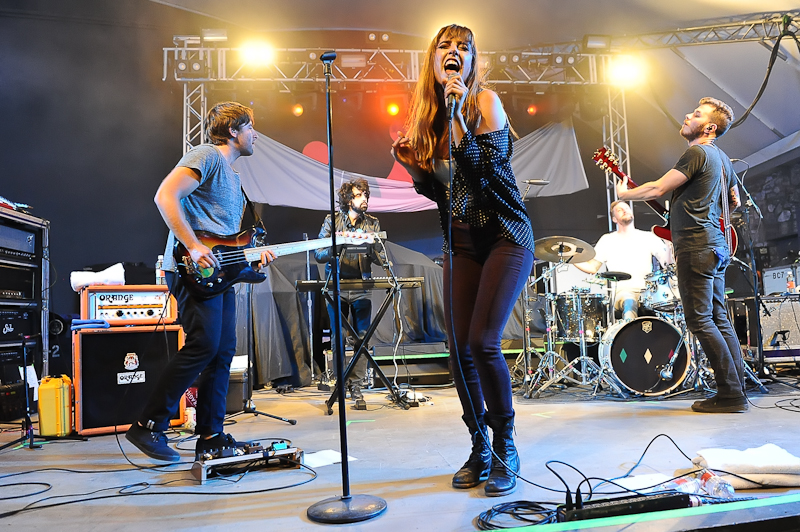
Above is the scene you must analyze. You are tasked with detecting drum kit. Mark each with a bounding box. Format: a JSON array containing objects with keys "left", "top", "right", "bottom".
[{"left": 523, "top": 236, "right": 716, "bottom": 399}]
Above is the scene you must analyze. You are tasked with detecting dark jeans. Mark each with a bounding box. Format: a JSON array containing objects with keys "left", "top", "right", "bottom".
[
  {"left": 139, "top": 272, "right": 237, "bottom": 434},
  {"left": 676, "top": 248, "right": 745, "bottom": 398},
  {"left": 327, "top": 295, "right": 372, "bottom": 385},
  {"left": 444, "top": 221, "right": 534, "bottom": 418}
]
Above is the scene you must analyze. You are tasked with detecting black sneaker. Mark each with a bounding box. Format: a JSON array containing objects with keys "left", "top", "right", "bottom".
[
  {"left": 691, "top": 395, "right": 749, "bottom": 413},
  {"left": 125, "top": 423, "right": 180, "bottom": 462},
  {"left": 348, "top": 383, "right": 364, "bottom": 401},
  {"left": 195, "top": 433, "right": 248, "bottom": 461}
]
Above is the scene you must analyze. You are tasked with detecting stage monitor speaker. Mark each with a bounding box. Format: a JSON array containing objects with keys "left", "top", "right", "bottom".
[{"left": 73, "top": 325, "right": 185, "bottom": 435}]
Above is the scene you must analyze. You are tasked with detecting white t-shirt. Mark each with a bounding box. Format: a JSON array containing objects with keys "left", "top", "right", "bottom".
[{"left": 593, "top": 229, "right": 672, "bottom": 292}]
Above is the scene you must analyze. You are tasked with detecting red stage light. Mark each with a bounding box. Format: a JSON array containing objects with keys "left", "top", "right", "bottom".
[{"left": 527, "top": 104, "right": 538, "bottom": 116}]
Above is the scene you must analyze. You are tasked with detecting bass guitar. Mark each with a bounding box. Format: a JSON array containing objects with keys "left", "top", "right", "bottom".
[
  {"left": 592, "top": 146, "right": 737, "bottom": 254},
  {"left": 174, "top": 227, "right": 384, "bottom": 299}
]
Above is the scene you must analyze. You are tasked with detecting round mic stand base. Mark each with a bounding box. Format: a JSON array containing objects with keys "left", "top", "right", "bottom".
[{"left": 307, "top": 494, "right": 388, "bottom": 524}]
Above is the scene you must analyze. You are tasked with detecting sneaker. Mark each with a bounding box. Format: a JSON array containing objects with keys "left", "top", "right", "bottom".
[
  {"left": 691, "top": 395, "right": 749, "bottom": 413},
  {"left": 348, "top": 383, "right": 364, "bottom": 401},
  {"left": 195, "top": 432, "right": 248, "bottom": 461},
  {"left": 125, "top": 423, "right": 180, "bottom": 462}
]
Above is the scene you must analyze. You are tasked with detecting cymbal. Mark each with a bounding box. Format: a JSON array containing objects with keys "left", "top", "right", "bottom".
[
  {"left": 599, "top": 271, "right": 632, "bottom": 282},
  {"left": 534, "top": 236, "right": 595, "bottom": 263}
]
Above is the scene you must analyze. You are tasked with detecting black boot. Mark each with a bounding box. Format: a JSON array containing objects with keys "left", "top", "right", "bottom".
[
  {"left": 484, "top": 412, "right": 520, "bottom": 497},
  {"left": 452, "top": 414, "right": 492, "bottom": 489}
]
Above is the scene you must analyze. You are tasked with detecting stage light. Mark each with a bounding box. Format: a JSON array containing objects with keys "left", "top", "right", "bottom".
[
  {"left": 240, "top": 42, "right": 274, "bottom": 66},
  {"left": 527, "top": 104, "right": 538, "bottom": 116},
  {"left": 498, "top": 54, "right": 508, "bottom": 64},
  {"left": 201, "top": 29, "right": 227, "bottom": 43},
  {"left": 341, "top": 54, "right": 367, "bottom": 68},
  {"left": 381, "top": 33, "right": 390, "bottom": 42},
  {"left": 367, "top": 32, "right": 377, "bottom": 42},
  {"left": 583, "top": 34, "right": 612, "bottom": 51},
  {"left": 386, "top": 102, "right": 400, "bottom": 116},
  {"left": 608, "top": 55, "right": 647, "bottom": 88},
  {"left": 511, "top": 54, "right": 520, "bottom": 64},
  {"left": 292, "top": 103, "right": 304, "bottom": 117}
]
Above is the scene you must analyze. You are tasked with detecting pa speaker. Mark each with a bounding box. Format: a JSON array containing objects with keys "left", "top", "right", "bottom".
[{"left": 72, "top": 325, "right": 185, "bottom": 435}]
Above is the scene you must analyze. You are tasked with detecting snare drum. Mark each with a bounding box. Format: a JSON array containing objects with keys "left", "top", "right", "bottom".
[
  {"left": 555, "top": 289, "right": 607, "bottom": 342},
  {"left": 598, "top": 317, "right": 690, "bottom": 396},
  {"left": 640, "top": 266, "right": 681, "bottom": 311}
]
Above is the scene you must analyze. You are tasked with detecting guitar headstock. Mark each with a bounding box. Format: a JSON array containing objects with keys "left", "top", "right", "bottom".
[{"left": 592, "top": 146, "right": 625, "bottom": 180}]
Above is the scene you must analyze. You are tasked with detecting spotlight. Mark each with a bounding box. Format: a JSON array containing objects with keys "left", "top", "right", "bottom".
[
  {"left": 511, "top": 54, "right": 520, "bottom": 64},
  {"left": 386, "top": 102, "right": 400, "bottom": 116},
  {"left": 607, "top": 55, "right": 647, "bottom": 88},
  {"left": 499, "top": 54, "right": 508, "bottom": 64},
  {"left": 554, "top": 55, "right": 564, "bottom": 65},
  {"left": 527, "top": 104, "right": 538, "bottom": 116},
  {"left": 309, "top": 52, "right": 317, "bottom": 60},
  {"left": 177, "top": 61, "right": 188, "bottom": 71},
  {"left": 240, "top": 42, "right": 274, "bottom": 66},
  {"left": 367, "top": 32, "right": 377, "bottom": 42},
  {"left": 292, "top": 103, "right": 304, "bottom": 117},
  {"left": 381, "top": 33, "right": 390, "bottom": 42}
]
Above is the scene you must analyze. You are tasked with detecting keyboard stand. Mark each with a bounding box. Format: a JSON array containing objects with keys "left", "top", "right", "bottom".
[{"left": 323, "top": 281, "right": 410, "bottom": 414}]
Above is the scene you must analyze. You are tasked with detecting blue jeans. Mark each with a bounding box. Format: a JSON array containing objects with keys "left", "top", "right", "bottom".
[
  {"left": 676, "top": 248, "right": 745, "bottom": 398},
  {"left": 327, "top": 295, "right": 372, "bottom": 385},
  {"left": 139, "top": 272, "right": 237, "bottom": 434}
]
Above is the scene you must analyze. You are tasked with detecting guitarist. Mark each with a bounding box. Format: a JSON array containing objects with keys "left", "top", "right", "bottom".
[
  {"left": 314, "top": 178, "right": 386, "bottom": 402},
  {"left": 616, "top": 97, "right": 745, "bottom": 414},
  {"left": 126, "top": 102, "right": 275, "bottom": 462}
]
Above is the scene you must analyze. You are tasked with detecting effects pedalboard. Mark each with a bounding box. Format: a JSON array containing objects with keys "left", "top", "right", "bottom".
[{"left": 191, "top": 440, "right": 303, "bottom": 484}]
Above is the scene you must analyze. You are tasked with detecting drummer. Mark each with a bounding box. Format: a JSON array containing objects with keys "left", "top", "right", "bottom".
[{"left": 575, "top": 201, "right": 673, "bottom": 321}]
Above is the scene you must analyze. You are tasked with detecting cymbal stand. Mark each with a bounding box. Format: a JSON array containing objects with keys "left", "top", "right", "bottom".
[{"left": 526, "top": 263, "right": 579, "bottom": 398}]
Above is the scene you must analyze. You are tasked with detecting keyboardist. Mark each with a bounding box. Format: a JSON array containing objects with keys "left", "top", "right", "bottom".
[{"left": 314, "top": 178, "right": 386, "bottom": 401}]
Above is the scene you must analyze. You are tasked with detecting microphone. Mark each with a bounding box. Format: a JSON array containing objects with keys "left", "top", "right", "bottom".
[
  {"left": 445, "top": 66, "right": 459, "bottom": 120},
  {"left": 320, "top": 50, "right": 336, "bottom": 63}
]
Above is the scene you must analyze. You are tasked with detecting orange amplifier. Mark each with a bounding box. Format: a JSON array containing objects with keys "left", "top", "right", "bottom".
[
  {"left": 80, "top": 285, "right": 177, "bottom": 325},
  {"left": 73, "top": 325, "right": 186, "bottom": 436}
]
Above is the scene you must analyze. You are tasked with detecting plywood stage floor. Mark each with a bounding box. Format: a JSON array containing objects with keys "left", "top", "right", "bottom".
[{"left": 3, "top": 378, "right": 800, "bottom": 531}]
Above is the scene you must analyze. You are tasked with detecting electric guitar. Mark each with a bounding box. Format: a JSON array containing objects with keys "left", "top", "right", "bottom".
[
  {"left": 174, "top": 227, "right": 385, "bottom": 299},
  {"left": 592, "top": 146, "right": 737, "bottom": 254}
]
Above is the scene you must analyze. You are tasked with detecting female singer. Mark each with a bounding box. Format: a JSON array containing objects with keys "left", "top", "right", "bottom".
[{"left": 391, "top": 24, "right": 534, "bottom": 496}]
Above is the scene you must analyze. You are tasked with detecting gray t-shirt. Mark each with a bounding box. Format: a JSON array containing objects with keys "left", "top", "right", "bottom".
[{"left": 162, "top": 144, "right": 246, "bottom": 271}]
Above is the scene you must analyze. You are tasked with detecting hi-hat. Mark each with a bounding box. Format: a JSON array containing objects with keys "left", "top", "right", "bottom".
[
  {"left": 534, "top": 236, "right": 595, "bottom": 263},
  {"left": 598, "top": 271, "right": 632, "bottom": 282}
]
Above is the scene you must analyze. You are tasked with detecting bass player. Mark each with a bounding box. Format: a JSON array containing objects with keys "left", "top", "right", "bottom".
[{"left": 126, "top": 101, "right": 275, "bottom": 462}]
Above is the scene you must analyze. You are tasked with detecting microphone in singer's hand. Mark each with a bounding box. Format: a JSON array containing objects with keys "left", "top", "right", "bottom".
[{"left": 445, "top": 65, "right": 459, "bottom": 119}]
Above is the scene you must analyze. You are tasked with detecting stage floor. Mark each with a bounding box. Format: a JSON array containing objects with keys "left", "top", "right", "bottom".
[{"left": 2, "top": 380, "right": 800, "bottom": 531}]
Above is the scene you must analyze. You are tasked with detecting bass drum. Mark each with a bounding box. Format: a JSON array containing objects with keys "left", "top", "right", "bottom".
[{"left": 598, "top": 317, "right": 690, "bottom": 396}]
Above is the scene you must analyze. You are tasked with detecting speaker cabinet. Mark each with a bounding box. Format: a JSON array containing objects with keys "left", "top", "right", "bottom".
[
  {"left": 730, "top": 295, "right": 800, "bottom": 364},
  {"left": 72, "top": 325, "right": 185, "bottom": 435}
]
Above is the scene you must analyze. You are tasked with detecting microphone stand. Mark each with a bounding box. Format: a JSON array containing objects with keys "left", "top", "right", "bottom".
[
  {"left": 307, "top": 51, "right": 387, "bottom": 525},
  {"left": 737, "top": 177, "right": 771, "bottom": 381},
  {"left": 0, "top": 334, "right": 45, "bottom": 451}
]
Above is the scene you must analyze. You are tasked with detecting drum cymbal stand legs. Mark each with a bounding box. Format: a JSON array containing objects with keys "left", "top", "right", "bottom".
[{"left": 528, "top": 265, "right": 579, "bottom": 398}]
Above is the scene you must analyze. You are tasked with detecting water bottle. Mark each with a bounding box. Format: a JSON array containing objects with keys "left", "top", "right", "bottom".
[
  {"left": 700, "top": 469, "right": 735, "bottom": 498},
  {"left": 184, "top": 406, "right": 197, "bottom": 432},
  {"left": 788, "top": 272, "right": 797, "bottom": 294},
  {"left": 655, "top": 476, "right": 701, "bottom": 494},
  {"left": 155, "top": 254, "right": 166, "bottom": 285}
]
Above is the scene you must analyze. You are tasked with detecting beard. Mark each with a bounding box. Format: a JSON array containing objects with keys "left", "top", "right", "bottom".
[
  {"left": 680, "top": 122, "right": 704, "bottom": 142},
  {"left": 350, "top": 200, "right": 368, "bottom": 215}
]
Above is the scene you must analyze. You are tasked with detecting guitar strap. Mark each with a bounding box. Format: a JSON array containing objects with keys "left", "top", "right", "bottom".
[
  {"left": 711, "top": 144, "right": 733, "bottom": 254},
  {"left": 241, "top": 187, "right": 266, "bottom": 232}
]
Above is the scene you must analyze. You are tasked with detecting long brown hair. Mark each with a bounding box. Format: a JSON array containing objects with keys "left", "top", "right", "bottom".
[{"left": 404, "top": 24, "right": 486, "bottom": 172}]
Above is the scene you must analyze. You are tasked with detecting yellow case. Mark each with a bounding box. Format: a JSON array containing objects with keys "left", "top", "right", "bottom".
[{"left": 38, "top": 375, "right": 73, "bottom": 437}]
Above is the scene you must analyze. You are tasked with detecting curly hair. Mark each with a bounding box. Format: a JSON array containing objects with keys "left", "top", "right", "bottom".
[
  {"left": 206, "top": 101, "right": 254, "bottom": 145},
  {"left": 338, "top": 178, "right": 370, "bottom": 213},
  {"left": 404, "top": 24, "right": 486, "bottom": 172},
  {"left": 699, "top": 97, "right": 734, "bottom": 137}
]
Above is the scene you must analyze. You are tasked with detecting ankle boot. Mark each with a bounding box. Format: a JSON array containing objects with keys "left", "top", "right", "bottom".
[
  {"left": 484, "top": 412, "right": 520, "bottom": 497},
  {"left": 452, "top": 413, "right": 492, "bottom": 489}
]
